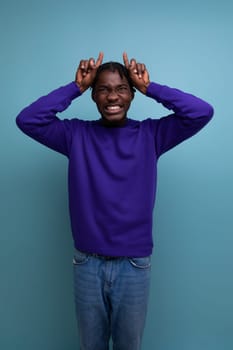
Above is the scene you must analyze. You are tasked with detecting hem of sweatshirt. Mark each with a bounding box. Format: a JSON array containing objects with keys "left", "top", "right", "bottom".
[{"left": 73, "top": 244, "right": 153, "bottom": 258}]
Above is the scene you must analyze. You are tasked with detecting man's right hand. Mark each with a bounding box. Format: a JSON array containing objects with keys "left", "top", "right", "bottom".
[{"left": 75, "top": 52, "right": 104, "bottom": 93}]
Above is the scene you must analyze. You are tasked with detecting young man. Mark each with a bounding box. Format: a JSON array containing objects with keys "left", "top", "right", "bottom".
[{"left": 16, "top": 52, "right": 214, "bottom": 350}]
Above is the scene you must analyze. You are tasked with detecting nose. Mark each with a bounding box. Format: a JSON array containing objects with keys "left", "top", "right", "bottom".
[{"left": 107, "top": 89, "right": 119, "bottom": 101}]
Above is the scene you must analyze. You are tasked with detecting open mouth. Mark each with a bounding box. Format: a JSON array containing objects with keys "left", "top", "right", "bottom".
[{"left": 105, "top": 105, "right": 123, "bottom": 114}]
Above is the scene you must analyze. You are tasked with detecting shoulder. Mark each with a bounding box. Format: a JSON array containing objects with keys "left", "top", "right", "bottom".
[
  {"left": 67, "top": 118, "right": 95, "bottom": 127},
  {"left": 127, "top": 118, "right": 159, "bottom": 126},
  {"left": 126, "top": 118, "right": 160, "bottom": 137},
  {"left": 140, "top": 117, "right": 160, "bottom": 130}
]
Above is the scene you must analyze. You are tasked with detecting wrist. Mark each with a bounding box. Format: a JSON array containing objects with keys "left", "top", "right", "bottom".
[
  {"left": 140, "top": 81, "right": 150, "bottom": 95},
  {"left": 75, "top": 81, "right": 86, "bottom": 93}
]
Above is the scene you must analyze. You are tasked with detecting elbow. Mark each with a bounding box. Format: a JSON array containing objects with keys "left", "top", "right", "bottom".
[
  {"left": 196, "top": 101, "right": 214, "bottom": 122},
  {"left": 16, "top": 113, "right": 22, "bottom": 129},
  {"left": 205, "top": 103, "right": 214, "bottom": 120},
  {"left": 16, "top": 112, "right": 25, "bottom": 131},
  {"left": 16, "top": 111, "right": 30, "bottom": 134}
]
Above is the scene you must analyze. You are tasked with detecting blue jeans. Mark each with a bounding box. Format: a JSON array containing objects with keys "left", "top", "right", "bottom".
[{"left": 73, "top": 249, "right": 151, "bottom": 350}]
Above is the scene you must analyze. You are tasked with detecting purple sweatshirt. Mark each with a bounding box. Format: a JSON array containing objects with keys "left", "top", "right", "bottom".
[{"left": 16, "top": 81, "right": 213, "bottom": 257}]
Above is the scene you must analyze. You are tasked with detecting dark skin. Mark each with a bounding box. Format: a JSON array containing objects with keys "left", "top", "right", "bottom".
[
  {"left": 75, "top": 52, "right": 151, "bottom": 125},
  {"left": 92, "top": 70, "right": 134, "bottom": 126}
]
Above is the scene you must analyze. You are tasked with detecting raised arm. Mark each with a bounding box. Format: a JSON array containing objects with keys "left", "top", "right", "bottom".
[
  {"left": 123, "top": 52, "right": 214, "bottom": 156},
  {"left": 16, "top": 53, "right": 104, "bottom": 156},
  {"left": 147, "top": 82, "right": 214, "bottom": 155},
  {"left": 16, "top": 81, "right": 82, "bottom": 156}
]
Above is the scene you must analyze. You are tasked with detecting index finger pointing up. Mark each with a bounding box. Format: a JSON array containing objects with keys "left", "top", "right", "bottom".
[
  {"left": 95, "top": 52, "right": 104, "bottom": 67},
  {"left": 123, "top": 52, "right": 129, "bottom": 68}
]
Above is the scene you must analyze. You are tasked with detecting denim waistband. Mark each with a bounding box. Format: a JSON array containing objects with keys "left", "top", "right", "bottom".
[{"left": 80, "top": 250, "right": 123, "bottom": 260}]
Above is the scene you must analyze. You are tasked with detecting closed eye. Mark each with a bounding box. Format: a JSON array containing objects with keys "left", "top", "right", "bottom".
[
  {"left": 97, "top": 86, "right": 109, "bottom": 93},
  {"left": 96, "top": 85, "right": 130, "bottom": 95},
  {"left": 116, "top": 85, "right": 129, "bottom": 93}
]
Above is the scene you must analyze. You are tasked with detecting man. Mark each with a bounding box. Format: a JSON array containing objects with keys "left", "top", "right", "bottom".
[{"left": 16, "top": 52, "right": 214, "bottom": 350}]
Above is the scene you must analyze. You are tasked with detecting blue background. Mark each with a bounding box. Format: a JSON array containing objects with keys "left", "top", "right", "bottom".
[{"left": 1, "top": 0, "right": 232, "bottom": 349}]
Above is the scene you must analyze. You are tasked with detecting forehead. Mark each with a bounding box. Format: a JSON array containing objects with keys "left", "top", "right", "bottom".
[{"left": 95, "top": 70, "right": 129, "bottom": 86}]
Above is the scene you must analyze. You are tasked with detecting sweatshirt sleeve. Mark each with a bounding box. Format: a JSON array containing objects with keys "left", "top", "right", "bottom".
[
  {"left": 16, "top": 82, "right": 82, "bottom": 157},
  {"left": 146, "top": 82, "right": 214, "bottom": 157}
]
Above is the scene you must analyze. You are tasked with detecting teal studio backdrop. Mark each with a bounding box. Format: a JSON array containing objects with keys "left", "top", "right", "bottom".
[{"left": 0, "top": 0, "right": 232, "bottom": 349}]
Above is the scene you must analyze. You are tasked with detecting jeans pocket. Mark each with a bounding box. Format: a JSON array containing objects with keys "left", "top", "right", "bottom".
[
  {"left": 73, "top": 250, "right": 89, "bottom": 265},
  {"left": 128, "top": 256, "right": 151, "bottom": 269}
]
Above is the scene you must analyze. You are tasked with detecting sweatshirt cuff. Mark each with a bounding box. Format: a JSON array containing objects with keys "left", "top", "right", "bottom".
[
  {"left": 146, "top": 82, "right": 164, "bottom": 100},
  {"left": 68, "top": 81, "right": 82, "bottom": 98},
  {"left": 65, "top": 81, "right": 83, "bottom": 99}
]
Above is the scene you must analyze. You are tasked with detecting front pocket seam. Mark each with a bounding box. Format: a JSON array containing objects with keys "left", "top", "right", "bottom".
[
  {"left": 128, "top": 258, "right": 151, "bottom": 269},
  {"left": 72, "top": 256, "right": 89, "bottom": 265}
]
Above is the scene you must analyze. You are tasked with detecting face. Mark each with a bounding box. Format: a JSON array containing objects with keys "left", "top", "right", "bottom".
[{"left": 92, "top": 70, "right": 134, "bottom": 126}]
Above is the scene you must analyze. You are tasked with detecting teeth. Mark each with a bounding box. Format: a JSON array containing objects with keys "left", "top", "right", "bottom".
[{"left": 107, "top": 105, "right": 121, "bottom": 110}]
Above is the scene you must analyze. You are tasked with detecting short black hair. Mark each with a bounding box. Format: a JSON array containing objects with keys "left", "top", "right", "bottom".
[{"left": 91, "top": 61, "right": 136, "bottom": 94}]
